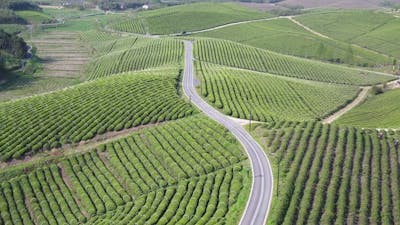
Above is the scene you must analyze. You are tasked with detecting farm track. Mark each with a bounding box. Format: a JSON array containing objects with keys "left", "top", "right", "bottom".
[
  {"left": 182, "top": 41, "right": 273, "bottom": 225},
  {"left": 288, "top": 16, "right": 393, "bottom": 59},
  {"left": 322, "top": 87, "right": 371, "bottom": 124},
  {"left": 103, "top": 16, "right": 290, "bottom": 37},
  {"left": 322, "top": 78, "right": 400, "bottom": 123}
]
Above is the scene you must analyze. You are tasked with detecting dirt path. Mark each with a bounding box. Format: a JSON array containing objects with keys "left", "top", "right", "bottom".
[
  {"left": 287, "top": 16, "right": 332, "bottom": 39},
  {"left": 228, "top": 116, "right": 264, "bottom": 126},
  {"left": 288, "top": 16, "right": 393, "bottom": 59},
  {"left": 387, "top": 78, "right": 400, "bottom": 89},
  {"left": 322, "top": 87, "right": 371, "bottom": 124}
]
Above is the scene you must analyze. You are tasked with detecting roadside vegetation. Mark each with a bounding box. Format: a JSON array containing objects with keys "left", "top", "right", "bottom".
[
  {"left": 0, "top": 1, "right": 399, "bottom": 224},
  {"left": 194, "top": 38, "right": 394, "bottom": 85},
  {"left": 0, "top": 116, "right": 250, "bottom": 225},
  {"left": 252, "top": 121, "right": 400, "bottom": 225},
  {"left": 0, "top": 67, "right": 194, "bottom": 161},
  {"left": 196, "top": 62, "right": 359, "bottom": 121},
  {"left": 85, "top": 36, "right": 183, "bottom": 79}
]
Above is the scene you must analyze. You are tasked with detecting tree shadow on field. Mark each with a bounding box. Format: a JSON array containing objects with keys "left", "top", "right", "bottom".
[{"left": 0, "top": 71, "right": 38, "bottom": 92}]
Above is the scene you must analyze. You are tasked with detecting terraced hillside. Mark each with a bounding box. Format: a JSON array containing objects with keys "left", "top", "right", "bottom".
[
  {"left": 0, "top": 67, "right": 194, "bottom": 161},
  {"left": 0, "top": 116, "right": 250, "bottom": 225},
  {"left": 252, "top": 121, "right": 400, "bottom": 225},
  {"left": 296, "top": 10, "right": 400, "bottom": 57},
  {"left": 0, "top": 31, "right": 90, "bottom": 102},
  {"left": 336, "top": 89, "right": 400, "bottom": 128},
  {"left": 196, "top": 62, "right": 359, "bottom": 121},
  {"left": 194, "top": 38, "right": 394, "bottom": 85},
  {"left": 31, "top": 31, "right": 89, "bottom": 79},
  {"left": 111, "top": 2, "right": 269, "bottom": 35},
  {"left": 192, "top": 18, "right": 390, "bottom": 67}
]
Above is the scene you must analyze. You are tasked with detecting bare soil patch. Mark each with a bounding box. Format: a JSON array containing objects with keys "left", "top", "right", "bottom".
[{"left": 31, "top": 31, "right": 89, "bottom": 78}]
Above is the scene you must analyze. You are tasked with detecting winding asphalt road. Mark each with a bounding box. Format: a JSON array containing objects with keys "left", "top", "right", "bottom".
[{"left": 182, "top": 41, "right": 273, "bottom": 225}]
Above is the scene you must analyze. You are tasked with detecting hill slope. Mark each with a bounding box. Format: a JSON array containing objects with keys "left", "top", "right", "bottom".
[
  {"left": 194, "top": 38, "right": 394, "bottom": 85},
  {"left": 335, "top": 89, "right": 400, "bottom": 128},
  {"left": 112, "top": 2, "right": 269, "bottom": 35}
]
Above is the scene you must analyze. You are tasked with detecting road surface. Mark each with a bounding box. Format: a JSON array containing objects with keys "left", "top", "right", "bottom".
[{"left": 182, "top": 41, "right": 273, "bottom": 225}]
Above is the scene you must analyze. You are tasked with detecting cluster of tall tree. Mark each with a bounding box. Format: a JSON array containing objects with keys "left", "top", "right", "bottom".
[
  {"left": 0, "top": 29, "right": 28, "bottom": 71},
  {"left": 0, "top": 0, "right": 42, "bottom": 24}
]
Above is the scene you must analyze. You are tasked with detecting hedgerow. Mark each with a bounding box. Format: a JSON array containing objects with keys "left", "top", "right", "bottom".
[
  {"left": 196, "top": 62, "right": 359, "bottom": 122},
  {"left": 254, "top": 122, "right": 400, "bottom": 224}
]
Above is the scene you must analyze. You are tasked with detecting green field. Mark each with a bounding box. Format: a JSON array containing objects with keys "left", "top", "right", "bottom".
[
  {"left": 0, "top": 116, "right": 250, "bottom": 225},
  {"left": 252, "top": 121, "right": 400, "bottom": 225},
  {"left": 0, "top": 67, "right": 194, "bottom": 161},
  {"left": 15, "top": 10, "right": 53, "bottom": 24},
  {"left": 42, "top": 8, "right": 101, "bottom": 19},
  {"left": 296, "top": 10, "right": 394, "bottom": 41},
  {"left": 197, "top": 62, "right": 359, "bottom": 121},
  {"left": 353, "top": 19, "right": 400, "bottom": 58},
  {"left": 194, "top": 38, "right": 394, "bottom": 85},
  {"left": 0, "top": 74, "right": 81, "bottom": 102},
  {"left": 192, "top": 18, "right": 391, "bottom": 67},
  {"left": 86, "top": 37, "right": 183, "bottom": 79},
  {"left": 335, "top": 89, "right": 400, "bottom": 128},
  {"left": 1, "top": 3, "right": 399, "bottom": 225},
  {"left": 296, "top": 10, "right": 400, "bottom": 57},
  {"left": 111, "top": 2, "right": 269, "bottom": 35}
]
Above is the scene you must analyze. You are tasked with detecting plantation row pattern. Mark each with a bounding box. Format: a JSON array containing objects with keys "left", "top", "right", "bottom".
[
  {"left": 0, "top": 117, "right": 248, "bottom": 224},
  {"left": 0, "top": 68, "right": 194, "bottom": 161},
  {"left": 197, "top": 62, "right": 359, "bottom": 122},
  {"left": 111, "top": 18, "right": 147, "bottom": 34},
  {"left": 194, "top": 38, "right": 394, "bottom": 85},
  {"left": 86, "top": 38, "right": 183, "bottom": 79},
  {"left": 255, "top": 122, "right": 400, "bottom": 225},
  {"left": 192, "top": 18, "right": 391, "bottom": 67},
  {"left": 110, "top": 2, "right": 268, "bottom": 35}
]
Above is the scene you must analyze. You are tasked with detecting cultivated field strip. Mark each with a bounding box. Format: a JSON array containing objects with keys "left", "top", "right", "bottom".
[
  {"left": 192, "top": 18, "right": 391, "bottom": 67},
  {"left": 0, "top": 68, "right": 194, "bottom": 161},
  {"left": 111, "top": 18, "right": 147, "bottom": 34},
  {"left": 111, "top": 2, "right": 268, "bottom": 35},
  {"left": 86, "top": 38, "right": 183, "bottom": 79},
  {"left": 255, "top": 122, "right": 400, "bottom": 225},
  {"left": 0, "top": 117, "right": 248, "bottom": 224},
  {"left": 194, "top": 38, "right": 394, "bottom": 85},
  {"left": 80, "top": 30, "right": 123, "bottom": 43},
  {"left": 336, "top": 88, "right": 400, "bottom": 128},
  {"left": 197, "top": 62, "right": 359, "bottom": 122},
  {"left": 30, "top": 31, "right": 89, "bottom": 79},
  {"left": 88, "top": 166, "right": 244, "bottom": 225},
  {"left": 92, "top": 36, "right": 153, "bottom": 55}
]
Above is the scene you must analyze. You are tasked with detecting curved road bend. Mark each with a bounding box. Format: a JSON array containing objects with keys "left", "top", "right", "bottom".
[{"left": 182, "top": 40, "right": 273, "bottom": 225}]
